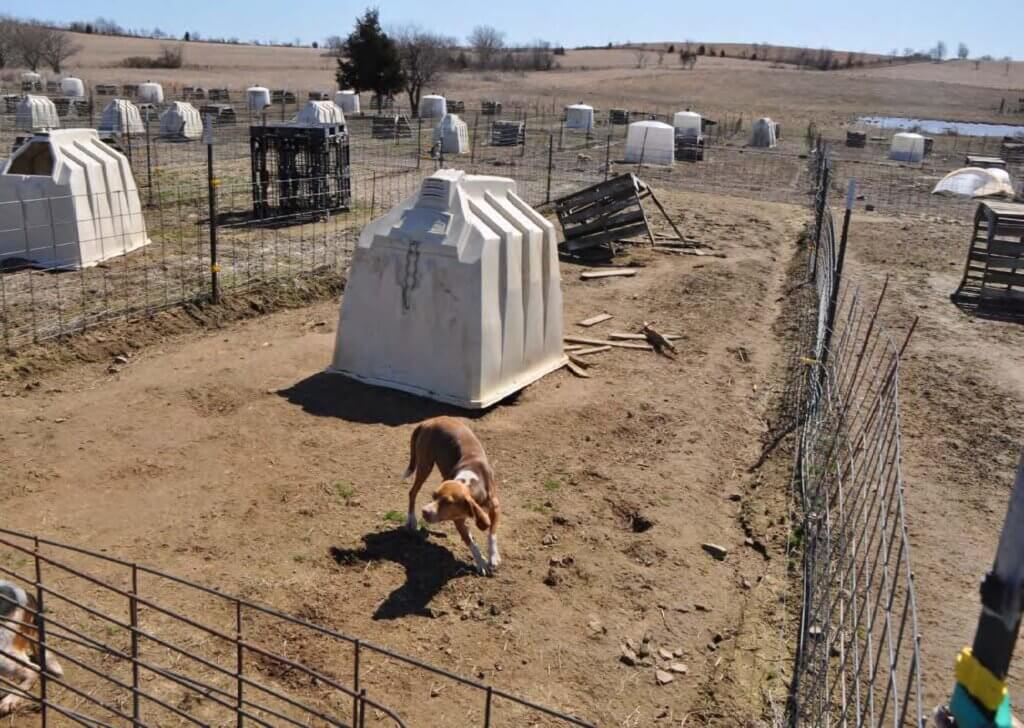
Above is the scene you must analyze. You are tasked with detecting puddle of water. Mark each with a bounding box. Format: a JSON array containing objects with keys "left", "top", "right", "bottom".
[{"left": 856, "top": 116, "right": 1024, "bottom": 138}]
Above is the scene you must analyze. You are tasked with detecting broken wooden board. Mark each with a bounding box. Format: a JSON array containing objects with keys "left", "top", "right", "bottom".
[
  {"left": 564, "top": 360, "right": 591, "bottom": 378},
  {"left": 555, "top": 173, "right": 654, "bottom": 254},
  {"left": 580, "top": 269, "right": 637, "bottom": 280},
  {"left": 577, "top": 313, "right": 613, "bottom": 327},
  {"left": 609, "top": 332, "right": 681, "bottom": 341},
  {"left": 564, "top": 335, "right": 653, "bottom": 350},
  {"left": 574, "top": 345, "right": 613, "bottom": 356}
]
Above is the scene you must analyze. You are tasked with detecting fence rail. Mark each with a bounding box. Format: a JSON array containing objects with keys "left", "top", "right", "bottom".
[
  {"left": 0, "top": 527, "right": 595, "bottom": 728},
  {"left": 788, "top": 148, "right": 924, "bottom": 727}
]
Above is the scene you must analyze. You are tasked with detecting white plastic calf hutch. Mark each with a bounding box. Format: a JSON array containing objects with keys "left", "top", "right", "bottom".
[
  {"left": 420, "top": 94, "right": 447, "bottom": 119},
  {"left": 565, "top": 104, "right": 595, "bottom": 131},
  {"left": 16, "top": 96, "right": 60, "bottom": 132},
  {"left": 330, "top": 169, "right": 567, "bottom": 409},
  {"left": 60, "top": 77, "right": 86, "bottom": 98},
  {"left": 673, "top": 111, "right": 702, "bottom": 139},
  {"left": 293, "top": 100, "right": 346, "bottom": 126},
  {"left": 433, "top": 114, "right": 469, "bottom": 154},
  {"left": 247, "top": 86, "right": 271, "bottom": 113},
  {"left": 889, "top": 132, "right": 925, "bottom": 163},
  {"left": 751, "top": 117, "right": 777, "bottom": 148},
  {"left": 138, "top": 81, "right": 164, "bottom": 104},
  {"left": 0, "top": 129, "right": 150, "bottom": 269},
  {"left": 99, "top": 100, "right": 145, "bottom": 135},
  {"left": 159, "top": 101, "right": 203, "bottom": 139},
  {"left": 625, "top": 121, "right": 675, "bottom": 166},
  {"left": 335, "top": 90, "right": 360, "bottom": 114}
]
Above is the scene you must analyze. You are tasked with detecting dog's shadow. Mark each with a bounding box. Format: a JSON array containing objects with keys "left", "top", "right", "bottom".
[{"left": 330, "top": 528, "right": 474, "bottom": 620}]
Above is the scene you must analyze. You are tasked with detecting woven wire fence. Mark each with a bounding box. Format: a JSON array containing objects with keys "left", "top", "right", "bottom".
[
  {"left": 787, "top": 149, "right": 924, "bottom": 727},
  {"left": 0, "top": 528, "right": 595, "bottom": 728}
]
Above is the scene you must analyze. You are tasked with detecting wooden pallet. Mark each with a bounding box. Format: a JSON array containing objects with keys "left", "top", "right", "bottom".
[
  {"left": 951, "top": 201, "right": 1024, "bottom": 318},
  {"left": 490, "top": 120, "right": 525, "bottom": 147},
  {"left": 1001, "top": 140, "right": 1024, "bottom": 165},
  {"left": 371, "top": 115, "right": 413, "bottom": 139},
  {"left": 481, "top": 100, "right": 502, "bottom": 115},
  {"left": 846, "top": 131, "right": 867, "bottom": 148}
]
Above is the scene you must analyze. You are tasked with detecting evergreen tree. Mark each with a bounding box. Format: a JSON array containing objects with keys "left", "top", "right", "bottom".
[{"left": 335, "top": 9, "right": 403, "bottom": 112}]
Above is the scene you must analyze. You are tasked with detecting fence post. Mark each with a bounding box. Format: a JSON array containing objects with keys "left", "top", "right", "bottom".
[
  {"left": 605, "top": 134, "right": 612, "bottom": 181},
  {"left": 810, "top": 156, "right": 831, "bottom": 281},
  {"left": 817, "top": 179, "right": 855, "bottom": 392},
  {"left": 130, "top": 564, "right": 140, "bottom": 726},
  {"left": 205, "top": 116, "right": 220, "bottom": 304},
  {"left": 484, "top": 686, "right": 493, "bottom": 728},
  {"left": 352, "top": 639, "right": 361, "bottom": 728},
  {"left": 545, "top": 134, "right": 554, "bottom": 204},
  {"left": 235, "top": 600, "right": 244, "bottom": 728},
  {"left": 471, "top": 113, "right": 479, "bottom": 165},
  {"left": 417, "top": 116, "right": 423, "bottom": 168},
  {"left": 33, "top": 537, "right": 48, "bottom": 727},
  {"left": 521, "top": 117, "right": 527, "bottom": 158},
  {"left": 145, "top": 113, "right": 153, "bottom": 208}
]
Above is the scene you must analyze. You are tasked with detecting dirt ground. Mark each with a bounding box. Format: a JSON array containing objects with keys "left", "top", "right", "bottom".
[{"left": 0, "top": 190, "right": 806, "bottom": 726}]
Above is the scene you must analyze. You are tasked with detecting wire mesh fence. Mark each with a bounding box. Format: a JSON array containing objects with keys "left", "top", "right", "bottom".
[
  {"left": 0, "top": 527, "right": 596, "bottom": 728},
  {"left": 787, "top": 150, "right": 924, "bottom": 727}
]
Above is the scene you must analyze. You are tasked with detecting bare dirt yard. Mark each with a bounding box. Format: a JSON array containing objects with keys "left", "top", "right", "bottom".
[{"left": 1, "top": 190, "right": 806, "bottom": 726}]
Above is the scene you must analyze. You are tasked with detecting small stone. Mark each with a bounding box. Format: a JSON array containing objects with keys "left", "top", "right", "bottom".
[
  {"left": 625, "top": 638, "right": 638, "bottom": 652},
  {"left": 701, "top": 543, "right": 728, "bottom": 561},
  {"left": 669, "top": 662, "right": 689, "bottom": 674},
  {"left": 707, "top": 642, "right": 717, "bottom": 652},
  {"left": 694, "top": 603, "right": 710, "bottom": 612},
  {"left": 113, "top": 355, "right": 129, "bottom": 365},
  {"left": 587, "top": 619, "right": 606, "bottom": 635},
  {"left": 489, "top": 604, "right": 500, "bottom": 616},
  {"left": 744, "top": 537, "right": 755, "bottom": 547},
  {"left": 430, "top": 687, "right": 440, "bottom": 698},
  {"left": 642, "top": 631, "right": 653, "bottom": 644},
  {"left": 552, "top": 514, "right": 570, "bottom": 526},
  {"left": 712, "top": 633, "right": 725, "bottom": 644},
  {"left": 637, "top": 642, "right": 651, "bottom": 658},
  {"left": 673, "top": 648, "right": 684, "bottom": 657},
  {"left": 655, "top": 669, "right": 674, "bottom": 685},
  {"left": 658, "top": 648, "right": 674, "bottom": 660},
  {"left": 543, "top": 568, "right": 561, "bottom": 587},
  {"left": 727, "top": 493, "right": 742, "bottom": 502},
  {"left": 742, "top": 578, "right": 752, "bottom": 590},
  {"left": 541, "top": 533, "right": 558, "bottom": 546},
  {"left": 620, "top": 647, "right": 639, "bottom": 666}
]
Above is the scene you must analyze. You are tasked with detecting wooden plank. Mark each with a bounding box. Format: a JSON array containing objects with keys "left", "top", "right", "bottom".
[
  {"left": 560, "top": 192, "right": 643, "bottom": 226},
  {"left": 554, "top": 174, "right": 638, "bottom": 211},
  {"left": 564, "top": 208, "right": 647, "bottom": 240},
  {"left": 577, "top": 313, "right": 613, "bottom": 327},
  {"left": 580, "top": 269, "right": 638, "bottom": 280},
  {"left": 574, "top": 345, "right": 613, "bottom": 356},
  {"left": 563, "top": 345, "right": 587, "bottom": 352},
  {"left": 564, "top": 335, "right": 653, "bottom": 350},
  {"left": 563, "top": 223, "right": 651, "bottom": 251},
  {"left": 609, "top": 332, "right": 681, "bottom": 341},
  {"left": 564, "top": 360, "right": 591, "bottom": 378}
]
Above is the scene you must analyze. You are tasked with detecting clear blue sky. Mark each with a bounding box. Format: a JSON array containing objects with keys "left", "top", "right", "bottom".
[{"left": 31, "top": 0, "right": 1022, "bottom": 59}]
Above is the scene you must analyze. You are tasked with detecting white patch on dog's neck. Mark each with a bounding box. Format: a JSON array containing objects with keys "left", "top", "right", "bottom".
[{"left": 454, "top": 469, "right": 479, "bottom": 486}]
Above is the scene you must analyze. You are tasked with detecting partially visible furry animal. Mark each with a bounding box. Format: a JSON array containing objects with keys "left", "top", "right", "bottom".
[{"left": 1, "top": 581, "right": 63, "bottom": 715}]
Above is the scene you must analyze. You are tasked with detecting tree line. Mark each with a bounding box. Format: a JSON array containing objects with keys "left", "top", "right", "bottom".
[
  {"left": 335, "top": 10, "right": 560, "bottom": 116},
  {"left": 0, "top": 19, "right": 81, "bottom": 73}
]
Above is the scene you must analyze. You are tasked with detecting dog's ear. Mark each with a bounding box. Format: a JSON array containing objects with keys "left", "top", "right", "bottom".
[{"left": 465, "top": 494, "right": 491, "bottom": 531}]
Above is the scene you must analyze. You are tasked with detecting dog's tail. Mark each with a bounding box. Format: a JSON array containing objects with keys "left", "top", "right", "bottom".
[{"left": 401, "top": 424, "right": 421, "bottom": 479}]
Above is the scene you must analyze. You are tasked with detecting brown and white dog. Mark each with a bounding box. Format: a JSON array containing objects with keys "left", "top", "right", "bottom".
[
  {"left": 0, "top": 580, "right": 63, "bottom": 715},
  {"left": 402, "top": 417, "right": 501, "bottom": 575}
]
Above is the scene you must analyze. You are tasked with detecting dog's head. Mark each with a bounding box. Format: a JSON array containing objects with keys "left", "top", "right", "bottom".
[{"left": 421, "top": 480, "right": 490, "bottom": 530}]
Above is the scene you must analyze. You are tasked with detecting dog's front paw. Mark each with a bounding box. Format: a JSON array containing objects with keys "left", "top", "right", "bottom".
[
  {"left": 405, "top": 511, "right": 418, "bottom": 531},
  {"left": 0, "top": 694, "right": 24, "bottom": 716},
  {"left": 488, "top": 552, "right": 501, "bottom": 571}
]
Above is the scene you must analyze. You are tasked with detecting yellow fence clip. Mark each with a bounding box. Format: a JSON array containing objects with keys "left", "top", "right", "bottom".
[
  {"left": 211, "top": 178, "right": 222, "bottom": 188},
  {"left": 211, "top": 263, "right": 221, "bottom": 273},
  {"left": 800, "top": 356, "right": 819, "bottom": 366},
  {"left": 955, "top": 647, "right": 1007, "bottom": 712}
]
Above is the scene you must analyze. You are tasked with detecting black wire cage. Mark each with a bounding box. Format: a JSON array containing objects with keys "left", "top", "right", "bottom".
[{"left": 250, "top": 123, "right": 352, "bottom": 220}]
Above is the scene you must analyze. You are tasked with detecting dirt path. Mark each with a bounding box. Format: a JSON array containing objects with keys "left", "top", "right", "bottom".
[{"left": 0, "top": 191, "right": 805, "bottom": 726}]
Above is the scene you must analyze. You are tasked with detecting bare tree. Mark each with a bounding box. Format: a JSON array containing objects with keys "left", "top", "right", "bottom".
[
  {"left": 656, "top": 48, "right": 666, "bottom": 66},
  {"left": 528, "top": 40, "right": 555, "bottom": 71},
  {"left": 324, "top": 34, "right": 345, "bottom": 56},
  {"left": 679, "top": 50, "right": 697, "bottom": 70},
  {"left": 394, "top": 26, "right": 453, "bottom": 115},
  {"left": 42, "top": 29, "right": 82, "bottom": 73},
  {"left": 468, "top": 25, "right": 504, "bottom": 69},
  {"left": 0, "top": 18, "right": 16, "bottom": 68},
  {"left": 633, "top": 48, "right": 647, "bottom": 69},
  {"left": 933, "top": 40, "right": 947, "bottom": 62},
  {"left": 13, "top": 23, "right": 50, "bottom": 71},
  {"left": 957, "top": 42, "right": 969, "bottom": 60}
]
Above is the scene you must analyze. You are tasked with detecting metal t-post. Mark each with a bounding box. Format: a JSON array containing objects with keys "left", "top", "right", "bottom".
[
  {"left": 816, "top": 179, "right": 855, "bottom": 392},
  {"left": 204, "top": 115, "right": 219, "bottom": 303}
]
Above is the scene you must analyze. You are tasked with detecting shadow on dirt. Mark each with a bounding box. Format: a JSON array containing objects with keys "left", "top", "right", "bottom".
[
  {"left": 329, "top": 528, "right": 474, "bottom": 620},
  {"left": 278, "top": 372, "right": 499, "bottom": 426}
]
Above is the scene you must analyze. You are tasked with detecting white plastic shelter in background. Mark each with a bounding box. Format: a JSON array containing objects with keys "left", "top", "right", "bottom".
[
  {"left": 98, "top": 99, "right": 145, "bottom": 135},
  {"left": 335, "top": 90, "right": 360, "bottom": 114},
  {"left": 16, "top": 96, "right": 60, "bottom": 132},
  {"left": 0, "top": 129, "right": 150, "bottom": 269},
  {"left": 565, "top": 104, "right": 595, "bottom": 131},
  {"left": 750, "top": 117, "right": 777, "bottom": 148},
  {"left": 138, "top": 81, "right": 164, "bottom": 104},
  {"left": 625, "top": 121, "right": 675, "bottom": 166},
  {"left": 247, "top": 86, "right": 271, "bottom": 112},
  {"left": 293, "top": 100, "right": 346, "bottom": 126},
  {"left": 159, "top": 101, "right": 203, "bottom": 139},
  {"left": 889, "top": 132, "right": 925, "bottom": 162},
  {"left": 932, "top": 167, "right": 1015, "bottom": 198},
  {"left": 433, "top": 113, "right": 469, "bottom": 154},
  {"left": 21, "top": 72, "right": 42, "bottom": 89},
  {"left": 331, "top": 169, "right": 567, "bottom": 409},
  {"left": 420, "top": 94, "right": 447, "bottom": 118},
  {"left": 61, "top": 77, "right": 86, "bottom": 98},
  {"left": 673, "top": 111, "right": 702, "bottom": 139}
]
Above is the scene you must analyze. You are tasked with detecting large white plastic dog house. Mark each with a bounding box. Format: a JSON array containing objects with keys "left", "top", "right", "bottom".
[
  {"left": 16, "top": 95, "right": 60, "bottom": 131},
  {"left": 293, "top": 100, "right": 346, "bottom": 126},
  {"left": 625, "top": 121, "right": 675, "bottom": 165},
  {"left": 159, "top": 101, "right": 203, "bottom": 139},
  {"left": 330, "top": 169, "right": 567, "bottom": 408},
  {"left": 0, "top": 129, "right": 150, "bottom": 269},
  {"left": 99, "top": 99, "right": 145, "bottom": 135},
  {"left": 433, "top": 113, "right": 469, "bottom": 154}
]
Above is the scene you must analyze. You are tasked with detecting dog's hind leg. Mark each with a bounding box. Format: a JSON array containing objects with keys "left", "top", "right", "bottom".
[
  {"left": 400, "top": 425, "right": 421, "bottom": 479},
  {"left": 406, "top": 439, "right": 434, "bottom": 531}
]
